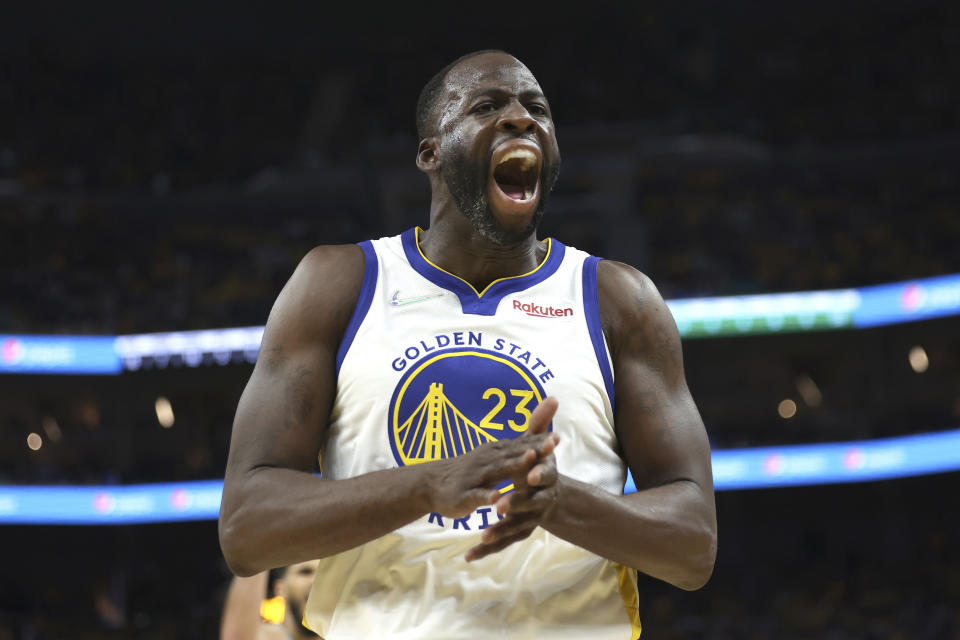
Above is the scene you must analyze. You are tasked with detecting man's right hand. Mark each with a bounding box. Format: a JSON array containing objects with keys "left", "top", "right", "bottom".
[{"left": 425, "top": 414, "right": 560, "bottom": 520}]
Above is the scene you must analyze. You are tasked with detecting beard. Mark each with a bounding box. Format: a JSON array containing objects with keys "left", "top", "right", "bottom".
[{"left": 440, "top": 141, "right": 560, "bottom": 246}]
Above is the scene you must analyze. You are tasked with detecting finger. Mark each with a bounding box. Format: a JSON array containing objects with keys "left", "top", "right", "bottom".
[
  {"left": 480, "top": 512, "right": 538, "bottom": 543},
  {"left": 509, "top": 444, "right": 551, "bottom": 489},
  {"left": 479, "top": 433, "right": 556, "bottom": 481},
  {"left": 526, "top": 397, "right": 558, "bottom": 436},
  {"left": 534, "top": 433, "right": 560, "bottom": 459},
  {"left": 461, "top": 487, "right": 503, "bottom": 514},
  {"left": 466, "top": 527, "right": 537, "bottom": 562},
  {"left": 496, "top": 490, "right": 552, "bottom": 516},
  {"left": 494, "top": 485, "right": 543, "bottom": 515},
  {"left": 479, "top": 447, "right": 537, "bottom": 486},
  {"left": 526, "top": 457, "right": 557, "bottom": 487},
  {"left": 495, "top": 492, "right": 513, "bottom": 516}
]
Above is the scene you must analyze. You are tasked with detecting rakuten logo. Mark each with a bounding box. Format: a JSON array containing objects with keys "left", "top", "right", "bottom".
[{"left": 512, "top": 300, "right": 574, "bottom": 318}]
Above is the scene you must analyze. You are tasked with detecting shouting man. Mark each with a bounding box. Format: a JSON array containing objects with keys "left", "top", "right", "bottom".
[{"left": 219, "top": 50, "right": 717, "bottom": 639}]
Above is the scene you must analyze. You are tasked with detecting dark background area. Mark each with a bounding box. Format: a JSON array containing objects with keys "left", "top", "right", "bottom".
[{"left": 2, "top": 1, "right": 959, "bottom": 638}]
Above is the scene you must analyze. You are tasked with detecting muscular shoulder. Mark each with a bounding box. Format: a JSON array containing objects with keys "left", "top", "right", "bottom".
[
  {"left": 595, "top": 260, "right": 683, "bottom": 380},
  {"left": 261, "top": 243, "right": 367, "bottom": 357},
  {"left": 595, "top": 259, "right": 656, "bottom": 311},
  {"left": 291, "top": 243, "right": 366, "bottom": 306},
  {"left": 596, "top": 261, "right": 661, "bottom": 344}
]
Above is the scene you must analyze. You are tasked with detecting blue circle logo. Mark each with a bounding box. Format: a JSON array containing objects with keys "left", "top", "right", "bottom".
[{"left": 388, "top": 348, "right": 549, "bottom": 491}]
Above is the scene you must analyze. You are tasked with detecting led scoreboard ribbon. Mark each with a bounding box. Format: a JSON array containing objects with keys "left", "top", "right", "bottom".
[
  {"left": 4, "top": 273, "right": 959, "bottom": 375},
  {"left": 666, "top": 271, "right": 960, "bottom": 338},
  {"left": 2, "top": 429, "right": 958, "bottom": 525}
]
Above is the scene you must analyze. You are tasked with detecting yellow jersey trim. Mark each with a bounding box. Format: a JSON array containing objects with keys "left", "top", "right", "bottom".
[
  {"left": 301, "top": 612, "right": 321, "bottom": 636},
  {"left": 414, "top": 227, "right": 553, "bottom": 299},
  {"left": 615, "top": 563, "right": 642, "bottom": 638}
]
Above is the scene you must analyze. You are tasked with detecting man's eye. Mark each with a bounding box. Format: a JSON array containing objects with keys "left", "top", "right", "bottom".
[
  {"left": 527, "top": 104, "right": 547, "bottom": 116},
  {"left": 473, "top": 102, "right": 497, "bottom": 113}
]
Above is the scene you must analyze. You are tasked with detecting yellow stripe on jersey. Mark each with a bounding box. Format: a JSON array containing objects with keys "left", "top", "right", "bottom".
[
  {"left": 414, "top": 227, "right": 552, "bottom": 298},
  {"left": 615, "top": 563, "right": 642, "bottom": 638}
]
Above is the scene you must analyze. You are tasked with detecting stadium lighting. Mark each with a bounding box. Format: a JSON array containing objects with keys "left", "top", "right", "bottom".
[
  {"left": 41, "top": 417, "right": 62, "bottom": 443},
  {"left": 778, "top": 399, "right": 798, "bottom": 419},
  {"left": 795, "top": 375, "right": 822, "bottom": 408},
  {"left": 909, "top": 346, "right": 929, "bottom": 373},
  {"left": 155, "top": 397, "right": 175, "bottom": 428},
  {"left": 26, "top": 433, "right": 43, "bottom": 451}
]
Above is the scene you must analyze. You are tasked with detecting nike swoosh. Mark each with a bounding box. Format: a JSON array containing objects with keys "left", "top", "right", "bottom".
[{"left": 391, "top": 290, "right": 445, "bottom": 306}]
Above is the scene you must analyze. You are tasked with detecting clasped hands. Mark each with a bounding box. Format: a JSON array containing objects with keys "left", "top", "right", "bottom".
[{"left": 426, "top": 397, "right": 561, "bottom": 562}]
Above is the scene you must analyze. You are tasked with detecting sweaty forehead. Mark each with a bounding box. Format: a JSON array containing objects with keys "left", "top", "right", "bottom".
[{"left": 444, "top": 53, "right": 542, "bottom": 101}]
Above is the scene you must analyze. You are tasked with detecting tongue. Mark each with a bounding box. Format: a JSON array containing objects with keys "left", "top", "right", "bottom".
[{"left": 498, "top": 182, "right": 525, "bottom": 200}]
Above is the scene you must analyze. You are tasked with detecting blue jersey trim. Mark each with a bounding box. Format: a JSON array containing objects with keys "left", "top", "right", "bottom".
[
  {"left": 336, "top": 241, "right": 378, "bottom": 372},
  {"left": 582, "top": 256, "right": 616, "bottom": 412},
  {"left": 400, "top": 227, "right": 566, "bottom": 316}
]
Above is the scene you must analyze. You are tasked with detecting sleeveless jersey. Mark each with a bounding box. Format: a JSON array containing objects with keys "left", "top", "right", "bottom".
[{"left": 303, "top": 228, "right": 641, "bottom": 639}]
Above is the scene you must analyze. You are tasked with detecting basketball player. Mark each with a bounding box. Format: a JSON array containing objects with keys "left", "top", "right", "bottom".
[
  {"left": 220, "top": 560, "right": 321, "bottom": 640},
  {"left": 219, "top": 50, "right": 717, "bottom": 639}
]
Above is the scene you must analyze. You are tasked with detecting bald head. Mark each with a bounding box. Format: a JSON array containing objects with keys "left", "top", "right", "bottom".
[{"left": 416, "top": 49, "right": 527, "bottom": 139}]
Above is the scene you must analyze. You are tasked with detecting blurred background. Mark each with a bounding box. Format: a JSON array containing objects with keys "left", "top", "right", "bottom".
[{"left": 2, "top": 1, "right": 959, "bottom": 638}]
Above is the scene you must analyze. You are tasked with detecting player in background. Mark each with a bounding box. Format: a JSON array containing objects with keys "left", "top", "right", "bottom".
[{"left": 220, "top": 560, "right": 321, "bottom": 640}]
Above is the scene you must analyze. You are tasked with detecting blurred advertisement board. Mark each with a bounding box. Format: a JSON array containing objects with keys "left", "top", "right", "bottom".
[{"left": 3, "top": 430, "right": 958, "bottom": 524}]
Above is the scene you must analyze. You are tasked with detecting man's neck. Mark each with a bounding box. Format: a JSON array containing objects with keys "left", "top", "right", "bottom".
[{"left": 418, "top": 216, "right": 547, "bottom": 294}]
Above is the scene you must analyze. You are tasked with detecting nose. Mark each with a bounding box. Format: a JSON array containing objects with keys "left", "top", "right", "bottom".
[{"left": 496, "top": 100, "right": 537, "bottom": 134}]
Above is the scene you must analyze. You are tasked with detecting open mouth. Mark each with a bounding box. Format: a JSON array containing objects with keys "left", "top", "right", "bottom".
[{"left": 491, "top": 145, "right": 542, "bottom": 203}]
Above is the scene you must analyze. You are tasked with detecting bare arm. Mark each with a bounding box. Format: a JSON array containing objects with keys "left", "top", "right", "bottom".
[
  {"left": 220, "top": 572, "right": 269, "bottom": 640},
  {"left": 471, "top": 260, "right": 717, "bottom": 590},
  {"left": 219, "top": 245, "right": 560, "bottom": 576}
]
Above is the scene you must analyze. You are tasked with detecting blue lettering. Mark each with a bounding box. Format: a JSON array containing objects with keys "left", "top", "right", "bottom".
[
  {"left": 532, "top": 358, "right": 546, "bottom": 370},
  {"left": 392, "top": 358, "right": 407, "bottom": 371},
  {"left": 476, "top": 507, "right": 493, "bottom": 529},
  {"left": 538, "top": 370, "right": 555, "bottom": 383},
  {"left": 436, "top": 334, "right": 450, "bottom": 348},
  {"left": 420, "top": 340, "right": 435, "bottom": 353},
  {"left": 428, "top": 512, "right": 445, "bottom": 527},
  {"left": 405, "top": 346, "right": 420, "bottom": 360},
  {"left": 508, "top": 343, "right": 521, "bottom": 356},
  {"left": 517, "top": 351, "right": 531, "bottom": 364},
  {"left": 469, "top": 332, "right": 482, "bottom": 346},
  {"left": 453, "top": 332, "right": 465, "bottom": 346},
  {"left": 494, "top": 338, "right": 505, "bottom": 351},
  {"left": 453, "top": 515, "right": 471, "bottom": 530}
]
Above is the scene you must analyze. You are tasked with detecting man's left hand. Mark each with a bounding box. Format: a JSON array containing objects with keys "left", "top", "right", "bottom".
[{"left": 465, "top": 397, "right": 560, "bottom": 562}]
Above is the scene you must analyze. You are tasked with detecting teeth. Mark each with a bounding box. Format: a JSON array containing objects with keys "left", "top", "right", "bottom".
[
  {"left": 499, "top": 148, "right": 538, "bottom": 170},
  {"left": 523, "top": 185, "right": 533, "bottom": 200}
]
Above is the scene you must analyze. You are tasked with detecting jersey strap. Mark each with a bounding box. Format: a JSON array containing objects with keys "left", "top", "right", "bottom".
[
  {"left": 582, "top": 256, "right": 615, "bottom": 411},
  {"left": 336, "top": 240, "right": 379, "bottom": 372}
]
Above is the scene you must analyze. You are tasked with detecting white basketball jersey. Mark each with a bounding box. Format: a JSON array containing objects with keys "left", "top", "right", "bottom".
[{"left": 304, "top": 228, "right": 641, "bottom": 639}]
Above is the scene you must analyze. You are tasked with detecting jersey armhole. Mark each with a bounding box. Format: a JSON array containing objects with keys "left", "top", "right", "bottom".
[
  {"left": 335, "top": 240, "right": 379, "bottom": 372},
  {"left": 582, "top": 255, "right": 616, "bottom": 412}
]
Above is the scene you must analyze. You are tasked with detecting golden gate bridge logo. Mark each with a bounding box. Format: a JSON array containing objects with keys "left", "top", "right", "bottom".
[
  {"left": 396, "top": 381, "right": 499, "bottom": 463},
  {"left": 388, "top": 349, "right": 548, "bottom": 478}
]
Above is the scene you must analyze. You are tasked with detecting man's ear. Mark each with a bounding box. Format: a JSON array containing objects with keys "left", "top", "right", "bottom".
[
  {"left": 273, "top": 578, "right": 286, "bottom": 599},
  {"left": 416, "top": 138, "right": 439, "bottom": 172}
]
